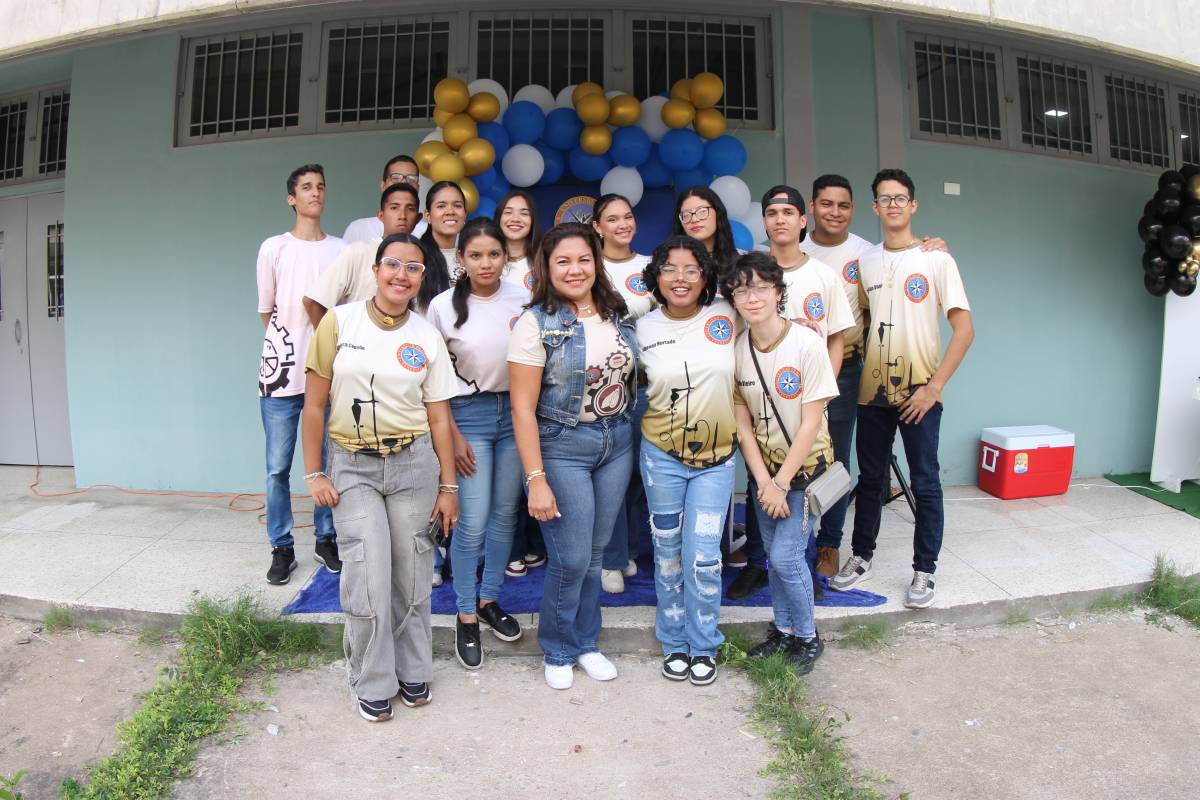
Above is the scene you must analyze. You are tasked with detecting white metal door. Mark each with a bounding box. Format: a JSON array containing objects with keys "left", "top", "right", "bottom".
[
  {"left": 26, "top": 193, "right": 72, "bottom": 466},
  {"left": 0, "top": 197, "right": 37, "bottom": 464}
]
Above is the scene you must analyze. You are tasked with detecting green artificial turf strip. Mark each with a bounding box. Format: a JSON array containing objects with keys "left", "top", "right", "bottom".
[{"left": 1105, "top": 472, "right": 1200, "bottom": 519}]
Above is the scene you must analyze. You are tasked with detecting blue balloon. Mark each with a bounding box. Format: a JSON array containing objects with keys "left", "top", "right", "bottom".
[
  {"left": 672, "top": 167, "right": 712, "bottom": 190},
  {"left": 486, "top": 173, "right": 511, "bottom": 202},
  {"left": 502, "top": 101, "right": 546, "bottom": 145},
  {"left": 730, "top": 219, "right": 754, "bottom": 251},
  {"left": 473, "top": 165, "right": 498, "bottom": 194},
  {"left": 610, "top": 126, "right": 652, "bottom": 167},
  {"left": 637, "top": 146, "right": 671, "bottom": 189},
  {"left": 536, "top": 142, "right": 565, "bottom": 185},
  {"left": 476, "top": 122, "right": 510, "bottom": 161},
  {"left": 568, "top": 147, "right": 611, "bottom": 182},
  {"left": 702, "top": 135, "right": 748, "bottom": 177},
  {"left": 544, "top": 107, "right": 584, "bottom": 152},
  {"left": 659, "top": 128, "right": 705, "bottom": 171},
  {"left": 470, "top": 196, "right": 498, "bottom": 221}
]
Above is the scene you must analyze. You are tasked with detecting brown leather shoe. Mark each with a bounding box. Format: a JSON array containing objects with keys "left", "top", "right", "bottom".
[{"left": 816, "top": 546, "right": 841, "bottom": 578}]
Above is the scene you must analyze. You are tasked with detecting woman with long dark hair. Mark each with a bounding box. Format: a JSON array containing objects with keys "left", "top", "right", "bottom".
[
  {"left": 495, "top": 189, "right": 542, "bottom": 294},
  {"left": 672, "top": 185, "right": 740, "bottom": 280},
  {"left": 417, "top": 181, "right": 465, "bottom": 308}
]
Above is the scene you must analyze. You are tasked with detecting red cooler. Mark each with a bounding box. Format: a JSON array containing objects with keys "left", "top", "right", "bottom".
[{"left": 978, "top": 425, "right": 1075, "bottom": 500}]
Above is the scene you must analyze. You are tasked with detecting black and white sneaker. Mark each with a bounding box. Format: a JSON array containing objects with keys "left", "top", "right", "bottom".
[
  {"left": 477, "top": 601, "right": 522, "bottom": 642},
  {"left": 357, "top": 697, "right": 392, "bottom": 722},
  {"left": 688, "top": 655, "right": 718, "bottom": 686},
  {"left": 786, "top": 633, "right": 824, "bottom": 676},
  {"left": 747, "top": 625, "right": 790, "bottom": 658},
  {"left": 455, "top": 616, "right": 483, "bottom": 669},
  {"left": 266, "top": 546, "right": 297, "bottom": 585},
  {"left": 399, "top": 681, "right": 432, "bottom": 707},
  {"left": 314, "top": 538, "right": 341, "bottom": 574},
  {"left": 662, "top": 652, "right": 690, "bottom": 681}
]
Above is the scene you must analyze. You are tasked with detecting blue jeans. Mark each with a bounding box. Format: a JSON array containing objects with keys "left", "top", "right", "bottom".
[
  {"left": 449, "top": 393, "right": 523, "bottom": 615},
  {"left": 754, "top": 492, "right": 819, "bottom": 638},
  {"left": 260, "top": 394, "right": 334, "bottom": 549},
  {"left": 603, "top": 387, "right": 648, "bottom": 570},
  {"left": 817, "top": 354, "right": 863, "bottom": 549},
  {"left": 537, "top": 414, "right": 633, "bottom": 666},
  {"left": 742, "top": 477, "right": 767, "bottom": 569},
  {"left": 851, "top": 403, "right": 944, "bottom": 573},
  {"left": 641, "top": 440, "right": 734, "bottom": 658}
]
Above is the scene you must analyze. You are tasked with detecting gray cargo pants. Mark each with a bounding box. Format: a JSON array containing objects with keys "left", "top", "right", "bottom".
[{"left": 330, "top": 435, "right": 437, "bottom": 701}]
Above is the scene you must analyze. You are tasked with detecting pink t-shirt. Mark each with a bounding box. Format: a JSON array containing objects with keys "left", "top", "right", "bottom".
[{"left": 256, "top": 232, "right": 346, "bottom": 397}]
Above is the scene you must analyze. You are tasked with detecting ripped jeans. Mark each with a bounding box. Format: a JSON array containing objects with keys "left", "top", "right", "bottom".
[{"left": 640, "top": 439, "right": 735, "bottom": 658}]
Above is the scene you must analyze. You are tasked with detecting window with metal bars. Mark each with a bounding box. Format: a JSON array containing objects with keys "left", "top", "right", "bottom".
[
  {"left": 186, "top": 29, "right": 304, "bottom": 139},
  {"left": 912, "top": 37, "right": 1003, "bottom": 142},
  {"left": 1104, "top": 74, "right": 1169, "bottom": 168},
  {"left": 630, "top": 15, "right": 765, "bottom": 123},
  {"left": 46, "top": 222, "right": 63, "bottom": 319},
  {"left": 324, "top": 19, "right": 450, "bottom": 125},
  {"left": 1016, "top": 55, "right": 1092, "bottom": 155},
  {"left": 474, "top": 14, "right": 605, "bottom": 97},
  {"left": 38, "top": 90, "right": 69, "bottom": 175},
  {"left": 0, "top": 100, "right": 28, "bottom": 182},
  {"left": 1179, "top": 90, "right": 1200, "bottom": 165}
]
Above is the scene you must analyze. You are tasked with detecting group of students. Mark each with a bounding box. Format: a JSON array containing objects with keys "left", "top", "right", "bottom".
[{"left": 254, "top": 153, "right": 974, "bottom": 723}]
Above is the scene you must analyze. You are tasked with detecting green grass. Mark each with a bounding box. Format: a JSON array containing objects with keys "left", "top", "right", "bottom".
[
  {"left": 1089, "top": 592, "right": 1138, "bottom": 614},
  {"left": 1003, "top": 610, "right": 1031, "bottom": 626},
  {"left": 0, "top": 771, "right": 26, "bottom": 800},
  {"left": 1143, "top": 556, "right": 1200, "bottom": 627},
  {"left": 836, "top": 621, "right": 891, "bottom": 650},
  {"left": 58, "top": 595, "right": 336, "bottom": 800},
  {"left": 137, "top": 627, "right": 165, "bottom": 646},
  {"left": 43, "top": 606, "right": 75, "bottom": 633}
]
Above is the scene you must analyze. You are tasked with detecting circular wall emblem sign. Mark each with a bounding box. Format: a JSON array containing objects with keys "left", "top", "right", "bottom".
[
  {"left": 704, "top": 315, "right": 734, "bottom": 345},
  {"left": 555, "top": 195, "right": 597, "bottom": 225},
  {"left": 397, "top": 343, "right": 428, "bottom": 372},
  {"left": 774, "top": 366, "right": 803, "bottom": 400},
  {"left": 904, "top": 273, "right": 930, "bottom": 303}
]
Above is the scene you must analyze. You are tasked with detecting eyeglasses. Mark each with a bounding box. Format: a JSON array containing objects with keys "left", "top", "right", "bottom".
[
  {"left": 677, "top": 206, "right": 713, "bottom": 224},
  {"left": 660, "top": 265, "right": 703, "bottom": 283},
  {"left": 379, "top": 256, "right": 426, "bottom": 275},
  {"left": 387, "top": 173, "right": 420, "bottom": 186},
  {"left": 874, "top": 194, "right": 912, "bottom": 208},
  {"left": 730, "top": 284, "right": 778, "bottom": 302}
]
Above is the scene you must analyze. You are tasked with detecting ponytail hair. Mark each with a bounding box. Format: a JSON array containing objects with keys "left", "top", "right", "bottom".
[
  {"left": 418, "top": 180, "right": 465, "bottom": 309},
  {"left": 451, "top": 217, "right": 506, "bottom": 328}
]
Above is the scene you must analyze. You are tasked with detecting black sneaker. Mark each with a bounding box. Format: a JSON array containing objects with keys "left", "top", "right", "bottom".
[
  {"left": 266, "top": 546, "right": 297, "bottom": 585},
  {"left": 314, "top": 538, "right": 341, "bottom": 574},
  {"left": 357, "top": 697, "right": 392, "bottom": 722},
  {"left": 747, "top": 625, "right": 790, "bottom": 658},
  {"left": 399, "top": 681, "right": 432, "bottom": 707},
  {"left": 477, "top": 601, "right": 522, "bottom": 642},
  {"left": 688, "top": 655, "right": 718, "bottom": 686},
  {"left": 455, "top": 616, "right": 483, "bottom": 669},
  {"left": 726, "top": 565, "right": 769, "bottom": 600},
  {"left": 661, "top": 652, "right": 690, "bottom": 681},
  {"left": 786, "top": 633, "right": 824, "bottom": 676}
]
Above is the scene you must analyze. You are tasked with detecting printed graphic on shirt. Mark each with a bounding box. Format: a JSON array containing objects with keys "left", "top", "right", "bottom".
[
  {"left": 626, "top": 273, "right": 648, "bottom": 296},
  {"left": 582, "top": 327, "right": 632, "bottom": 418},
  {"left": 800, "top": 233, "right": 873, "bottom": 358},
  {"left": 843, "top": 259, "right": 860, "bottom": 285},
  {"left": 904, "top": 273, "right": 929, "bottom": 303},
  {"left": 779, "top": 256, "right": 853, "bottom": 341},
  {"left": 604, "top": 254, "right": 655, "bottom": 319},
  {"left": 775, "top": 366, "right": 802, "bottom": 400},
  {"left": 398, "top": 343, "right": 428, "bottom": 371},
  {"left": 803, "top": 293, "right": 826, "bottom": 322},
  {"left": 704, "top": 314, "right": 734, "bottom": 345},
  {"left": 259, "top": 312, "right": 295, "bottom": 396}
]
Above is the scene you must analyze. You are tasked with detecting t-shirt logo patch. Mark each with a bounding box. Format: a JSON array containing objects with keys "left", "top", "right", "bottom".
[
  {"left": 508, "top": 315, "right": 519, "bottom": 330},
  {"left": 803, "top": 292, "right": 826, "bottom": 321},
  {"left": 843, "top": 259, "right": 860, "bottom": 285},
  {"left": 523, "top": 272, "right": 534, "bottom": 291},
  {"left": 625, "top": 273, "right": 649, "bottom": 296},
  {"left": 397, "top": 343, "right": 428, "bottom": 372},
  {"left": 774, "top": 366, "right": 803, "bottom": 400},
  {"left": 704, "top": 315, "right": 734, "bottom": 345},
  {"left": 904, "top": 273, "right": 930, "bottom": 303}
]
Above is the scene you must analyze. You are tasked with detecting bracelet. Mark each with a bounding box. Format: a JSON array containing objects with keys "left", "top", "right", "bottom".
[
  {"left": 524, "top": 468, "right": 547, "bottom": 486},
  {"left": 770, "top": 477, "right": 787, "bottom": 493},
  {"left": 438, "top": 484, "right": 459, "bottom": 494},
  {"left": 304, "top": 471, "right": 329, "bottom": 482}
]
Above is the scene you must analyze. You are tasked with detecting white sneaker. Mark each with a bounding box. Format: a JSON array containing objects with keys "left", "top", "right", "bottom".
[
  {"left": 601, "top": 569, "right": 625, "bottom": 594},
  {"left": 577, "top": 651, "right": 618, "bottom": 681},
  {"left": 905, "top": 571, "right": 936, "bottom": 609},
  {"left": 829, "top": 555, "right": 872, "bottom": 591},
  {"left": 622, "top": 559, "right": 638, "bottom": 577},
  {"left": 544, "top": 662, "right": 574, "bottom": 690}
]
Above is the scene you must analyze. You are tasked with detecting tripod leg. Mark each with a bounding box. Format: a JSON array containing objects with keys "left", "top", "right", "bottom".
[{"left": 888, "top": 454, "right": 918, "bottom": 517}]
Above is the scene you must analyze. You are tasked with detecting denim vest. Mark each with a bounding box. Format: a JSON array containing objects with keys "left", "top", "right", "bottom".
[{"left": 530, "top": 304, "right": 639, "bottom": 426}]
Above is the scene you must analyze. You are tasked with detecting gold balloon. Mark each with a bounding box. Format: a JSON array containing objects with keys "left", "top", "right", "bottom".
[
  {"left": 693, "top": 107, "right": 727, "bottom": 139},
  {"left": 1189, "top": 174, "right": 1200, "bottom": 202},
  {"left": 689, "top": 72, "right": 724, "bottom": 109},
  {"left": 442, "top": 113, "right": 478, "bottom": 150},
  {"left": 414, "top": 140, "right": 451, "bottom": 176},
  {"left": 576, "top": 93, "right": 610, "bottom": 126},
  {"left": 458, "top": 137, "right": 496, "bottom": 176},
  {"left": 433, "top": 107, "right": 455, "bottom": 127},
  {"left": 433, "top": 77, "right": 470, "bottom": 114},
  {"left": 1192, "top": 241, "right": 1200, "bottom": 259},
  {"left": 466, "top": 91, "right": 501, "bottom": 123},
  {"left": 607, "top": 95, "right": 641, "bottom": 127},
  {"left": 428, "top": 152, "right": 466, "bottom": 184},
  {"left": 671, "top": 78, "right": 693, "bottom": 102},
  {"left": 580, "top": 124, "right": 612, "bottom": 155},
  {"left": 661, "top": 98, "right": 696, "bottom": 129},
  {"left": 459, "top": 176, "right": 479, "bottom": 214},
  {"left": 572, "top": 82, "right": 605, "bottom": 105}
]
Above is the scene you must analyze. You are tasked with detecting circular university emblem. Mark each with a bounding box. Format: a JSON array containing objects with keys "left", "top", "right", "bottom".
[
  {"left": 803, "top": 292, "right": 827, "bottom": 321},
  {"left": 625, "top": 273, "right": 649, "bottom": 296},
  {"left": 397, "top": 343, "right": 428, "bottom": 372},
  {"left": 555, "top": 195, "right": 597, "bottom": 225},
  {"left": 508, "top": 315, "right": 520, "bottom": 330},
  {"left": 904, "top": 273, "right": 930, "bottom": 303},
  {"left": 704, "top": 315, "right": 734, "bottom": 345},
  {"left": 843, "top": 259, "right": 860, "bottom": 285},
  {"left": 523, "top": 271, "right": 534, "bottom": 291},
  {"left": 774, "top": 366, "right": 803, "bottom": 400}
]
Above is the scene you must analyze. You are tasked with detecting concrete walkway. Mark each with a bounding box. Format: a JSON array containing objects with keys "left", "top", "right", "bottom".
[{"left": 1, "top": 466, "right": 1197, "bottom": 648}]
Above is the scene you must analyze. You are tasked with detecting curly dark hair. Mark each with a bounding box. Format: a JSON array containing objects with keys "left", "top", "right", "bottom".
[
  {"left": 451, "top": 217, "right": 507, "bottom": 328},
  {"left": 644, "top": 235, "right": 720, "bottom": 308},
  {"left": 671, "top": 185, "right": 739, "bottom": 279},
  {"left": 720, "top": 251, "right": 788, "bottom": 314},
  {"left": 528, "top": 223, "right": 628, "bottom": 321}
]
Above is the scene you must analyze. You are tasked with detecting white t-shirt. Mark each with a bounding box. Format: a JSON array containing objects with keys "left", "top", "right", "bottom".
[
  {"left": 256, "top": 232, "right": 346, "bottom": 397},
  {"left": 502, "top": 257, "right": 534, "bottom": 294},
  {"left": 857, "top": 244, "right": 971, "bottom": 407},
  {"left": 636, "top": 300, "right": 738, "bottom": 468},
  {"left": 733, "top": 321, "right": 839, "bottom": 476},
  {"left": 343, "top": 215, "right": 427, "bottom": 243},
  {"left": 507, "top": 311, "right": 634, "bottom": 422},
  {"left": 604, "top": 254, "right": 656, "bottom": 319},
  {"left": 305, "top": 238, "right": 379, "bottom": 312},
  {"left": 778, "top": 253, "right": 855, "bottom": 341},
  {"left": 800, "top": 232, "right": 872, "bottom": 357},
  {"left": 425, "top": 282, "right": 527, "bottom": 396}
]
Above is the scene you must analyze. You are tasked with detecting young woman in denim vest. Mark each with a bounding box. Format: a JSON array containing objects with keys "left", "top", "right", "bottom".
[{"left": 507, "top": 223, "right": 638, "bottom": 690}]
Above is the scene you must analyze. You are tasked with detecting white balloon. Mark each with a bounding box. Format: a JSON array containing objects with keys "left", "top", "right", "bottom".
[
  {"left": 513, "top": 84, "right": 555, "bottom": 116},
  {"left": 422, "top": 129, "right": 443, "bottom": 143},
  {"left": 605, "top": 90, "right": 623, "bottom": 100},
  {"left": 739, "top": 202, "right": 768, "bottom": 246},
  {"left": 502, "top": 143, "right": 545, "bottom": 188},
  {"left": 637, "top": 95, "right": 670, "bottom": 143},
  {"left": 599, "top": 166, "right": 645, "bottom": 208},
  {"left": 711, "top": 175, "right": 752, "bottom": 220},
  {"left": 555, "top": 85, "right": 577, "bottom": 109},
  {"left": 418, "top": 176, "right": 433, "bottom": 208},
  {"left": 467, "top": 78, "right": 509, "bottom": 117}
]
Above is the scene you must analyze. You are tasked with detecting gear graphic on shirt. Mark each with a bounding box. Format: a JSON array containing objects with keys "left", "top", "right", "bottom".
[{"left": 259, "top": 315, "right": 294, "bottom": 396}]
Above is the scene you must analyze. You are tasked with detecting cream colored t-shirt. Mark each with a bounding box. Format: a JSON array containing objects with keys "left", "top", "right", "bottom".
[
  {"left": 306, "top": 301, "right": 457, "bottom": 455},
  {"left": 733, "top": 321, "right": 839, "bottom": 477},
  {"left": 502, "top": 257, "right": 534, "bottom": 294},
  {"left": 507, "top": 311, "right": 634, "bottom": 422},
  {"left": 425, "top": 282, "right": 527, "bottom": 396},
  {"left": 637, "top": 300, "right": 738, "bottom": 468},
  {"left": 778, "top": 253, "right": 855, "bottom": 341},
  {"left": 800, "top": 232, "right": 872, "bottom": 357},
  {"left": 857, "top": 244, "right": 970, "bottom": 407},
  {"left": 604, "top": 254, "right": 656, "bottom": 319},
  {"left": 305, "top": 238, "right": 380, "bottom": 312}
]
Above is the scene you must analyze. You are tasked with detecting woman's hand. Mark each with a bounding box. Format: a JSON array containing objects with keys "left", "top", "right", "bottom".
[
  {"left": 431, "top": 491, "right": 459, "bottom": 536},
  {"left": 308, "top": 475, "right": 339, "bottom": 507},
  {"left": 453, "top": 431, "right": 476, "bottom": 476},
  {"left": 526, "top": 478, "right": 560, "bottom": 522},
  {"left": 757, "top": 481, "right": 790, "bottom": 520}
]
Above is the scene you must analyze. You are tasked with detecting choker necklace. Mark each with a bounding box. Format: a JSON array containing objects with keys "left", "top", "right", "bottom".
[
  {"left": 574, "top": 303, "right": 595, "bottom": 316},
  {"left": 371, "top": 297, "right": 407, "bottom": 327}
]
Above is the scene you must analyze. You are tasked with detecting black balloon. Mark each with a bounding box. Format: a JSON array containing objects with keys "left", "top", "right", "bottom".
[
  {"left": 1170, "top": 273, "right": 1197, "bottom": 297},
  {"left": 1159, "top": 170, "right": 1185, "bottom": 193},
  {"left": 1144, "top": 199, "right": 1157, "bottom": 218},
  {"left": 1182, "top": 163, "right": 1200, "bottom": 181},
  {"left": 1145, "top": 273, "right": 1170, "bottom": 296},
  {"left": 1178, "top": 204, "right": 1200, "bottom": 238},
  {"left": 1142, "top": 245, "right": 1169, "bottom": 276},
  {"left": 1159, "top": 223, "right": 1192, "bottom": 259},
  {"left": 1137, "top": 215, "right": 1164, "bottom": 243},
  {"left": 1154, "top": 186, "right": 1183, "bottom": 221}
]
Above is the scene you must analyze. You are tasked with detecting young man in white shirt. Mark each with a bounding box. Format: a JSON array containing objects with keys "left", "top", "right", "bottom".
[
  {"left": 257, "top": 164, "right": 346, "bottom": 584},
  {"left": 341, "top": 154, "right": 427, "bottom": 243}
]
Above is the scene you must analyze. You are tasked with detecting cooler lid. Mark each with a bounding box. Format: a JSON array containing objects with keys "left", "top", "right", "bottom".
[{"left": 981, "top": 425, "right": 1075, "bottom": 450}]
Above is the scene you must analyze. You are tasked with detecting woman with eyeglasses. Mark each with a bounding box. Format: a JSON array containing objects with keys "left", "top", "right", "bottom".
[
  {"left": 635, "top": 235, "right": 738, "bottom": 686},
  {"left": 723, "top": 251, "right": 838, "bottom": 676},
  {"left": 418, "top": 181, "right": 465, "bottom": 303},
  {"left": 426, "top": 218, "right": 528, "bottom": 670},
  {"left": 672, "top": 186, "right": 742, "bottom": 281},
  {"left": 507, "top": 223, "right": 637, "bottom": 690},
  {"left": 302, "top": 232, "right": 460, "bottom": 722},
  {"left": 496, "top": 189, "right": 543, "bottom": 295}
]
